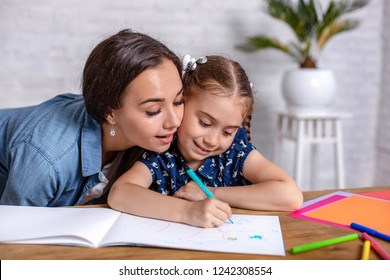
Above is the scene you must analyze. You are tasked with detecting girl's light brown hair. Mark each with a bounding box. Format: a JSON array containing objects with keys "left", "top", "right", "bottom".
[{"left": 182, "top": 55, "right": 254, "bottom": 140}]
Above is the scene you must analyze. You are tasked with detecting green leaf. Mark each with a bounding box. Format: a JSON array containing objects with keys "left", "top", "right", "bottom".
[{"left": 238, "top": 0, "right": 370, "bottom": 68}]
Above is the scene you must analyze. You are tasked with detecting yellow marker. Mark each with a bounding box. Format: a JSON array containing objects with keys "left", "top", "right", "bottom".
[{"left": 361, "top": 240, "right": 370, "bottom": 260}]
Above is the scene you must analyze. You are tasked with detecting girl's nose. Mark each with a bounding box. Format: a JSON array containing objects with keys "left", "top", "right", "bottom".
[{"left": 203, "top": 131, "right": 218, "bottom": 147}]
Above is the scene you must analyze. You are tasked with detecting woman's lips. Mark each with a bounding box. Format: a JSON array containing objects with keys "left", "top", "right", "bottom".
[{"left": 157, "top": 134, "right": 174, "bottom": 144}]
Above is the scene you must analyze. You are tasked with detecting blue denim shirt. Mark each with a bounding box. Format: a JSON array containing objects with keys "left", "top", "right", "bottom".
[{"left": 0, "top": 93, "right": 103, "bottom": 206}]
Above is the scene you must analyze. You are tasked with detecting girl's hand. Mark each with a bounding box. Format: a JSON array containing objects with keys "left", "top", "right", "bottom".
[
  {"left": 174, "top": 181, "right": 212, "bottom": 201},
  {"left": 184, "top": 198, "right": 232, "bottom": 228}
]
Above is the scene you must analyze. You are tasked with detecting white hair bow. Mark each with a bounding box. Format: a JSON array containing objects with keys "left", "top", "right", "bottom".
[{"left": 181, "top": 54, "right": 207, "bottom": 77}]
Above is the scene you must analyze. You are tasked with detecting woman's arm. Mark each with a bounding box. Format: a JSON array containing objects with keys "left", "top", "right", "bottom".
[
  {"left": 107, "top": 161, "right": 232, "bottom": 227},
  {"left": 1, "top": 143, "right": 59, "bottom": 206},
  {"left": 175, "top": 150, "right": 303, "bottom": 211}
]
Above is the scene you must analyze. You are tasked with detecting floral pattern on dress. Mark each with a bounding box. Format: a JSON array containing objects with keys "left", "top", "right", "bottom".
[{"left": 139, "top": 128, "right": 255, "bottom": 195}]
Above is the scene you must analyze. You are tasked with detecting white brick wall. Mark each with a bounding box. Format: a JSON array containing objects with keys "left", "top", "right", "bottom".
[{"left": 0, "top": 0, "right": 387, "bottom": 190}]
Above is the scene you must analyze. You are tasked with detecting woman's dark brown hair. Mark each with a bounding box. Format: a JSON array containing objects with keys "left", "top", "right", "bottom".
[{"left": 82, "top": 29, "right": 181, "bottom": 124}]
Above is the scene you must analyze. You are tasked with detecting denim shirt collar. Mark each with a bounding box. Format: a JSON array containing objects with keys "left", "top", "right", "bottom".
[{"left": 81, "top": 113, "right": 102, "bottom": 177}]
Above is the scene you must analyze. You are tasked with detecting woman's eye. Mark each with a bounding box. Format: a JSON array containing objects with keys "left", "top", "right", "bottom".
[
  {"left": 174, "top": 98, "right": 184, "bottom": 106},
  {"left": 146, "top": 109, "right": 161, "bottom": 116}
]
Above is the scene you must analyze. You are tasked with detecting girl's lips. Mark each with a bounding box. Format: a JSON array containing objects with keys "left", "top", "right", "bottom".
[
  {"left": 157, "top": 134, "right": 174, "bottom": 144},
  {"left": 194, "top": 142, "right": 211, "bottom": 155}
]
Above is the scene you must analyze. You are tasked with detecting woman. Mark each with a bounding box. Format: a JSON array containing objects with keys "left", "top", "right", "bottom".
[{"left": 0, "top": 29, "right": 184, "bottom": 206}]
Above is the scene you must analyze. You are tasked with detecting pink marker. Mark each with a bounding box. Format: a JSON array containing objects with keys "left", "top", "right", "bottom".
[{"left": 362, "top": 232, "right": 390, "bottom": 260}]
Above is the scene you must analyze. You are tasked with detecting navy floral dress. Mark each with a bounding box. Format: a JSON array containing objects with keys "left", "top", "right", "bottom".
[{"left": 139, "top": 128, "right": 255, "bottom": 195}]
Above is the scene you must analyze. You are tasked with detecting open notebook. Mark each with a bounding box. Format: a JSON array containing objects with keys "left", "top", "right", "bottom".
[{"left": 0, "top": 205, "right": 286, "bottom": 256}]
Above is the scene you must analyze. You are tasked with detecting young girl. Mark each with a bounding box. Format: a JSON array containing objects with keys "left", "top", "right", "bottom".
[{"left": 108, "top": 55, "right": 303, "bottom": 227}]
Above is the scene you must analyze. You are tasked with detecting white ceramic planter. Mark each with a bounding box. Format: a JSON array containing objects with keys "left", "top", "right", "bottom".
[{"left": 282, "top": 69, "right": 336, "bottom": 113}]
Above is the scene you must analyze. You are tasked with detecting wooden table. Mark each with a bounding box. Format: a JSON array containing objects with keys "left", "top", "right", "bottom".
[{"left": 1, "top": 186, "right": 389, "bottom": 260}]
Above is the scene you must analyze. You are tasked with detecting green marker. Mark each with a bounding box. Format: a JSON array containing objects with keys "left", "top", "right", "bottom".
[{"left": 290, "top": 233, "right": 358, "bottom": 254}]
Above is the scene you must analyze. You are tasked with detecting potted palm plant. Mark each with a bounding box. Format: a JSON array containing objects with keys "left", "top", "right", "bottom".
[{"left": 238, "top": 0, "right": 370, "bottom": 112}]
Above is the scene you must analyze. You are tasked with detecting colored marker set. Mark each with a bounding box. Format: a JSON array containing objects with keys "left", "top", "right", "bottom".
[
  {"left": 351, "top": 222, "right": 390, "bottom": 260},
  {"left": 360, "top": 232, "right": 390, "bottom": 260},
  {"left": 290, "top": 222, "right": 390, "bottom": 259}
]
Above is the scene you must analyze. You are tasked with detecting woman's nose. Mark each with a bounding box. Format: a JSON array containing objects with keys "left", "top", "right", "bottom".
[{"left": 164, "top": 106, "right": 183, "bottom": 129}]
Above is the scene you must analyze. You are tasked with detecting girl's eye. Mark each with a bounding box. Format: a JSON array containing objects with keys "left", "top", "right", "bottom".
[
  {"left": 223, "top": 131, "right": 233, "bottom": 137},
  {"left": 199, "top": 119, "right": 211, "bottom": 127},
  {"left": 146, "top": 109, "right": 162, "bottom": 117}
]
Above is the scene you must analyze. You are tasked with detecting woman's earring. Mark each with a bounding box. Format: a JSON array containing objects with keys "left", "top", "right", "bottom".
[{"left": 109, "top": 127, "right": 116, "bottom": 137}]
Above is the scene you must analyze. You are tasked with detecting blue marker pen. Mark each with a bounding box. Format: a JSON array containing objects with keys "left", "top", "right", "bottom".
[
  {"left": 186, "top": 168, "right": 233, "bottom": 224},
  {"left": 350, "top": 222, "right": 390, "bottom": 242}
]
